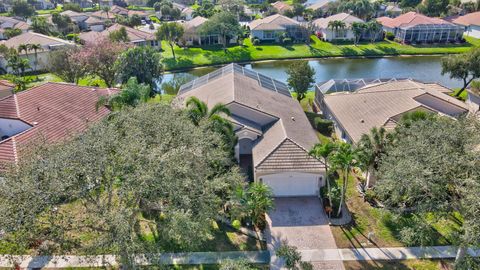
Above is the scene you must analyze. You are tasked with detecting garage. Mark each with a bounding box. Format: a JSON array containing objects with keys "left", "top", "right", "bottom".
[{"left": 261, "top": 172, "right": 323, "bottom": 197}]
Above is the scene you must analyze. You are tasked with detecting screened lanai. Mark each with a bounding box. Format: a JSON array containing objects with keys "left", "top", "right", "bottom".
[{"left": 395, "top": 23, "right": 464, "bottom": 43}]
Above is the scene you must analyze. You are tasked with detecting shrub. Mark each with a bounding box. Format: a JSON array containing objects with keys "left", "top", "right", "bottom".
[
  {"left": 282, "top": 37, "right": 292, "bottom": 44},
  {"left": 364, "top": 189, "right": 376, "bottom": 203},
  {"left": 386, "top": 32, "right": 395, "bottom": 41},
  {"left": 252, "top": 38, "right": 260, "bottom": 45},
  {"left": 232, "top": 219, "right": 241, "bottom": 230},
  {"left": 314, "top": 118, "right": 333, "bottom": 136}
]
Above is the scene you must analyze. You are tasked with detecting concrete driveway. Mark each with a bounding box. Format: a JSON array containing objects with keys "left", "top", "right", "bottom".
[{"left": 266, "top": 197, "right": 345, "bottom": 270}]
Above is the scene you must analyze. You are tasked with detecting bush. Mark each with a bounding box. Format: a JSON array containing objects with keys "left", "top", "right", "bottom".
[
  {"left": 364, "top": 189, "right": 376, "bottom": 203},
  {"left": 282, "top": 37, "right": 292, "bottom": 44},
  {"left": 314, "top": 118, "right": 333, "bottom": 136},
  {"left": 252, "top": 38, "right": 260, "bottom": 45},
  {"left": 231, "top": 219, "right": 241, "bottom": 230},
  {"left": 386, "top": 32, "right": 395, "bottom": 41}
]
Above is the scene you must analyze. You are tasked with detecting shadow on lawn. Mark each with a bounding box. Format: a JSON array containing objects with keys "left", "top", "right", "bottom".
[{"left": 163, "top": 57, "right": 195, "bottom": 70}]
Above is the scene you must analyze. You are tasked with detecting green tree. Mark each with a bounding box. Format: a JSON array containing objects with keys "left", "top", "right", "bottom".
[
  {"left": 243, "top": 182, "right": 274, "bottom": 229},
  {"left": 52, "top": 12, "right": 73, "bottom": 35},
  {"left": 0, "top": 104, "right": 243, "bottom": 267},
  {"left": 97, "top": 77, "right": 150, "bottom": 110},
  {"left": 286, "top": 61, "right": 315, "bottom": 101},
  {"left": 276, "top": 243, "right": 313, "bottom": 270},
  {"left": 11, "top": 0, "right": 35, "bottom": 19},
  {"left": 219, "top": 259, "right": 256, "bottom": 270},
  {"left": 375, "top": 116, "right": 480, "bottom": 266},
  {"left": 199, "top": 11, "right": 242, "bottom": 51},
  {"left": 193, "top": 0, "right": 216, "bottom": 18},
  {"left": 330, "top": 142, "right": 359, "bottom": 217},
  {"left": 28, "top": 44, "right": 42, "bottom": 72},
  {"left": 339, "top": 0, "right": 375, "bottom": 20},
  {"left": 399, "top": 0, "right": 421, "bottom": 8},
  {"left": 351, "top": 21, "right": 366, "bottom": 45},
  {"left": 328, "top": 20, "right": 347, "bottom": 39},
  {"left": 4, "top": 28, "right": 22, "bottom": 39},
  {"left": 365, "top": 20, "right": 382, "bottom": 43},
  {"left": 63, "top": 2, "right": 83, "bottom": 12},
  {"left": 30, "top": 16, "right": 54, "bottom": 35},
  {"left": 115, "top": 46, "right": 163, "bottom": 92},
  {"left": 48, "top": 47, "right": 88, "bottom": 84},
  {"left": 109, "top": 26, "right": 130, "bottom": 42},
  {"left": 155, "top": 22, "right": 184, "bottom": 61},
  {"left": 161, "top": 73, "right": 195, "bottom": 95},
  {"left": 418, "top": 0, "right": 449, "bottom": 16},
  {"left": 309, "top": 142, "right": 336, "bottom": 215},
  {"left": 441, "top": 47, "right": 480, "bottom": 96}
]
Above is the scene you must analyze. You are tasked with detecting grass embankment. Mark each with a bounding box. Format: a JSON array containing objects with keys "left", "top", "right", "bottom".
[{"left": 161, "top": 36, "right": 480, "bottom": 70}]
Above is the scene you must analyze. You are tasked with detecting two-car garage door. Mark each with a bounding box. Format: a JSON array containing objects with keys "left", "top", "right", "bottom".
[{"left": 261, "top": 172, "right": 322, "bottom": 197}]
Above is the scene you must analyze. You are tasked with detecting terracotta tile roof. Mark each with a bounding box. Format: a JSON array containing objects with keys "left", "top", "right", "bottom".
[
  {"left": 0, "top": 80, "right": 14, "bottom": 99},
  {"left": 271, "top": 1, "right": 293, "bottom": 13},
  {"left": 79, "top": 23, "right": 155, "bottom": 43},
  {"left": 0, "top": 82, "right": 117, "bottom": 170},
  {"left": 183, "top": 16, "right": 208, "bottom": 30},
  {"left": 249, "top": 14, "right": 299, "bottom": 31},
  {"left": 452, "top": 11, "right": 480, "bottom": 26},
  {"left": 378, "top": 12, "right": 455, "bottom": 29},
  {"left": 0, "top": 16, "right": 29, "bottom": 31}
]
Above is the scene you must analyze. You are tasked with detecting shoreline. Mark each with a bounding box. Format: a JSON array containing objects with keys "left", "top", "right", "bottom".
[{"left": 163, "top": 53, "right": 449, "bottom": 73}]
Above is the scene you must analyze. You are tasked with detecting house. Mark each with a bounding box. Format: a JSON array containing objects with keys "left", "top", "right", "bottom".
[
  {"left": 312, "top": 13, "right": 364, "bottom": 41},
  {"left": 85, "top": 16, "right": 106, "bottom": 31},
  {"left": 271, "top": 1, "right": 293, "bottom": 15},
  {"left": 181, "top": 16, "right": 233, "bottom": 46},
  {"left": 249, "top": 14, "right": 308, "bottom": 42},
  {"left": 306, "top": 0, "right": 334, "bottom": 14},
  {"left": 79, "top": 23, "right": 160, "bottom": 47},
  {"left": 181, "top": 7, "right": 194, "bottom": 21},
  {"left": 0, "top": 32, "right": 74, "bottom": 73},
  {"left": 68, "top": 0, "right": 94, "bottom": 9},
  {"left": 91, "top": 5, "right": 150, "bottom": 21},
  {"left": 451, "top": 11, "right": 480, "bottom": 39},
  {"left": 60, "top": 10, "right": 90, "bottom": 30},
  {"left": 377, "top": 12, "right": 464, "bottom": 43},
  {"left": 33, "top": 0, "right": 55, "bottom": 10},
  {"left": 0, "top": 80, "right": 14, "bottom": 99},
  {"left": 174, "top": 64, "right": 326, "bottom": 197},
  {"left": 0, "top": 82, "right": 117, "bottom": 171},
  {"left": 315, "top": 78, "right": 470, "bottom": 144},
  {"left": 0, "top": 16, "right": 29, "bottom": 40}
]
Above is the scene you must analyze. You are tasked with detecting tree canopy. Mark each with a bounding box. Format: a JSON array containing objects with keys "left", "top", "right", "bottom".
[
  {"left": 441, "top": 47, "right": 480, "bottom": 95},
  {"left": 286, "top": 61, "right": 315, "bottom": 101},
  {"left": 0, "top": 104, "right": 244, "bottom": 267},
  {"left": 11, "top": 0, "right": 35, "bottom": 19},
  {"left": 199, "top": 11, "right": 242, "bottom": 50},
  {"left": 155, "top": 22, "right": 184, "bottom": 60}
]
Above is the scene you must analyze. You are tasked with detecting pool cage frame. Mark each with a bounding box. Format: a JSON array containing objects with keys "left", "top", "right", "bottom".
[{"left": 394, "top": 23, "right": 465, "bottom": 43}]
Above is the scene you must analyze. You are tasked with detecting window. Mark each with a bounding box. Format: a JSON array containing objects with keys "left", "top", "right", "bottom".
[{"left": 263, "top": 30, "right": 275, "bottom": 39}]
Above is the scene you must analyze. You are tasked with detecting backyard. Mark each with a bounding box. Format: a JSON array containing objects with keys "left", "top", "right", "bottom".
[{"left": 161, "top": 36, "right": 480, "bottom": 70}]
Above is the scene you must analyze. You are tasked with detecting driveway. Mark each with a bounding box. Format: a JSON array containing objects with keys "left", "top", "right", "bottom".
[{"left": 266, "top": 197, "right": 345, "bottom": 270}]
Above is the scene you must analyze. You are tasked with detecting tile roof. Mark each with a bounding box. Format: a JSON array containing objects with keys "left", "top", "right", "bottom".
[
  {"left": 79, "top": 23, "right": 155, "bottom": 43},
  {"left": 249, "top": 14, "right": 299, "bottom": 31},
  {"left": 308, "top": 0, "right": 332, "bottom": 10},
  {"left": 321, "top": 79, "right": 469, "bottom": 143},
  {"left": 0, "top": 32, "right": 73, "bottom": 53},
  {"left": 452, "top": 11, "right": 480, "bottom": 26},
  {"left": 0, "top": 80, "right": 14, "bottom": 99},
  {"left": 174, "top": 64, "right": 324, "bottom": 174},
  {"left": 271, "top": 1, "right": 293, "bottom": 12},
  {"left": 0, "top": 82, "right": 117, "bottom": 170},
  {"left": 183, "top": 16, "right": 208, "bottom": 30},
  {"left": 312, "top": 12, "right": 364, "bottom": 29},
  {"left": 377, "top": 12, "right": 456, "bottom": 29},
  {"left": 0, "top": 16, "right": 29, "bottom": 31}
]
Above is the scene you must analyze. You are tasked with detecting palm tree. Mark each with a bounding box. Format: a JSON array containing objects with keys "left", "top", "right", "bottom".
[
  {"left": 309, "top": 142, "right": 336, "bottom": 216},
  {"left": 17, "top": 44, "right": 29, "bottom": 58},
  {"left": 357, "top": 127, "right": 388, "bottom": 189},
  {"left": 366, "top": 20, "right": 382, "bottom": 43},
  {"left": 96, "top": 77, "right": 150, "bottom": 110},
  {"left": 28, "top": 44, "right": 42, "bottom": 72},
  {"left": 102, "top": 6, "right": 111, "bottom": 19},
  {"left": 351, "top": 22, "right": 366, "bottom": 45},
  {"left": 330, "top": 142, "right": 358, "bottom": 217},
  {"left": 328, "top": 20, "right": 346, "bottom": 40},
  {"left": 245, "top": 182, "right": 274, "bottom": 230}
]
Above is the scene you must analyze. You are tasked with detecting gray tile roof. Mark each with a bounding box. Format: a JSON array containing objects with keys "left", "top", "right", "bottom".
[{"left": 174, "top": 63, "right": 324, "bottom": 174}]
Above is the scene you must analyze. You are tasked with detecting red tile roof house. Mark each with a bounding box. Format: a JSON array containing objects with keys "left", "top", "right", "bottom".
[
  {"left": 450, "top": 11, "right": 480, "bottom": 39},
  {"left": 0, "top": 82, "right": 118, "bottom": 172},
  {"left": 377, "top": 12, "right": 465, "bottom": 44}
]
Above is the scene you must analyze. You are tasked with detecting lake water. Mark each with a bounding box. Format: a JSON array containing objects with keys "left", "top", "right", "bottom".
[{"left": 162, "top": 55, "right": 461, "bottom": 90}]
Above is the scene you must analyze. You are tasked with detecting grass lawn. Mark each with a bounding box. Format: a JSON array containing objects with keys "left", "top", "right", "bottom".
[
  {"left": 330, "top": 173, "right": 462, "bottom": 249},
  {"left": 344, "top": 259, "right": 454, "bottom": 270},
  {"left": 451, "top": 88, "right": 468, "bottom": 101},
  {"left": 36, "top": 6, "right": 63, "bottom": 15},
  {"left": 161, "top": 36, "right": 480, "bottom": 71}
]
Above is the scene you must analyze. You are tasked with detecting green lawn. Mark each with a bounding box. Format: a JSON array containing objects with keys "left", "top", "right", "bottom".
[
  {"left": 36, "top": 5, "right": 63, "bottom": 15},
  {"left": 344, "top": 259, "right": 454, "bottom": 270},
  {"left": 330, "top": 172, "right": 462, "bottom": 249},
  {"left": 161, "top": 36, "right": 480, "bottom": 71}
]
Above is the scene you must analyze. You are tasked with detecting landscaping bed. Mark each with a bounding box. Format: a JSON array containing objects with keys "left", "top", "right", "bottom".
[{"left": 161, "top": 36, "right": 480, "bottom": 71}]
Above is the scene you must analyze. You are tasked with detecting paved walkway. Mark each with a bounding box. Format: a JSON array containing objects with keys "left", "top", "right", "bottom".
[{"left": 0, "top": 247, "right": 479, "bottom": 268}]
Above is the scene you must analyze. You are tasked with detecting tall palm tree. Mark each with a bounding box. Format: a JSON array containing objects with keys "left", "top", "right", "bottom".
[
  {"left": 330, "top": 142, "right": 358, "bottom": 217},
  {"left": 17, "top": 44, "right": 29, "bottom": 58},
  {"left": 357, "top": 127, "right": 387, "bottom": 189},
  {"left": 28, "top": 44, "right": 42, "bottom": 72},
  {"left": 351, "top": 22, "right": 366, "bottom": 45},
  {"left": 310, "top": 142, "right": 337, "bottom": 216},
  {"left": 366, "top": 20, "right": 382, "bottom": 43},
  {"left": 328, "top": 20, "right": 346, "bottom": 40}
]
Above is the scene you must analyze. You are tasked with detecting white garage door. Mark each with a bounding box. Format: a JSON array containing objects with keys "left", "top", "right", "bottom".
[{"left": 261, "top": 172, "right": 321, "bottom": 197}]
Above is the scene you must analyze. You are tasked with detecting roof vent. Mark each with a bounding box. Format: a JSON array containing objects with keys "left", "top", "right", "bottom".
[
  {"left": 360, "top": 119, "right": 365, "bottom": 123},
  {"left": 32, "top": 122, "right": 38, "bottom": 125},
  {"left": 291, "top": 116, "right": 295, "bottom": 121},
  {"left": 37, "top": 106, "right": 40, "bottom": 111}
]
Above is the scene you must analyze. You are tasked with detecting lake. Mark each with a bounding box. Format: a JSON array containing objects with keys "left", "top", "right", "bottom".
[{"left": 162, "top": 55, "right": 461, "bottom": 90}]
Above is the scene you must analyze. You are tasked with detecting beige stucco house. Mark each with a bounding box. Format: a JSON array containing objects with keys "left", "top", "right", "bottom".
[{"left": 174, "top": 64, "right": 326, "bottom": 197}]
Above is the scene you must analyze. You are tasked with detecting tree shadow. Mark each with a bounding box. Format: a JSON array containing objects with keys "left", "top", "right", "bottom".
[{"left": 340, "top": 47, "right": 360, "bottom": 56}]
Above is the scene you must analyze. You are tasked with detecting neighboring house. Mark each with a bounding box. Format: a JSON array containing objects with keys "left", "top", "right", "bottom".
[
  {"left": 0, "top": 82, "right": 117, "bottom": 171},
  {"left": 249, "top": 14, "right": 307, "bottom": 42},
  {"left": 0, "top": 32, "right": 74, "bottom": 73},
  {"left": 181, "top": 7, "right": 194, "bottom": 21},
  {"left": 306, "top": 0, "right": 333, "bottom": 14},
  {"left": 174, "top": 64, "right": 326, "bottom": 197},
  {"left": 79, "top": 23, "right": 160, "bottom": 47},
  {"left": 315, "top": 78, "right": 470, "bottom": 144},
  {"left": 85, "top": 16, "right": 106, "bottom": 31},
  {"left": 0, "top": 16, "right": 29, "bottom": 40},
  {"left": 69, "top": 0, "right": 94, "bottom": 8},
  {"left": 0, "top": 80, "right": 14, "bottom": 99},
  {"left": 271, "top": 1, "right": 293, "bottom": 15},
  {"left": 312, "top": 13, "right": 364, "bottom": 41},
  {"left": 91, "top": 5, "right": 150, "bottom": 21},
  {"left": 90, "top": 10, "right": 117, "bottom": 21},
  {"left": 451, "top": 11, "right": 480, "bottom": 39},
  {"left": 377, "top": 12, "right": 464, "bottom": 43},
  {"left": 375, "top": 4, "right": 402, "bottom": 18},
  {"left": 33, "top": 0, "right": 55, "bottom": 10},
  {"left": 60, "top": 10, "right": 90, "bottom": 30},
  {"left": 181, "top": 16, "right": 232, "bottom": 46}
]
